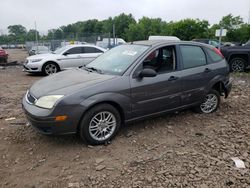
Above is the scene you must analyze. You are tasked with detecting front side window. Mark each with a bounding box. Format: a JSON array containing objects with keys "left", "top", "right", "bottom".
[
  {"left": 53, "top": 46, "right": 68, "bottom": 54},
  {"left": 180, "top": 45, "right": 207, "bottom": 69},
  {"left": 84, "top": 47, "right": 103, "bottom": 53},
  {"left": 66, "top": 47, "right": 82, "bottom": 55},
  {"left": 143, "top": 46, "right": 176, "bottom": 73}
]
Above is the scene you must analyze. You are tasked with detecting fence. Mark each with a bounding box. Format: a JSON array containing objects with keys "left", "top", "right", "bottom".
[{"left": 1, "top": 33, "right": 114, "bottom": 51}]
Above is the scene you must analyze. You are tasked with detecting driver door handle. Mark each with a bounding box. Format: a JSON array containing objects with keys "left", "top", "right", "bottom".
[
  {"left": 168, "top": 76, "right": 179, "bottom": 81},
  {"left": 204, "top": 68, "right": 212, "bottom": 73}
]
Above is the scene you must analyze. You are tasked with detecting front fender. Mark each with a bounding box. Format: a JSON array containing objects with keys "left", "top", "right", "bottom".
[{"left": 80, "top": 92, "right": 131, "bottom": 120}]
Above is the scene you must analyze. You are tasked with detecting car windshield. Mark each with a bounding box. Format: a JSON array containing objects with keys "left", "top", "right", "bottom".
[
  {"left": 86, "top": 44, "right": 149, "bottom": 75},
  {"left": 53, "top": 46, "right": 69, "bottom": 54},
  {"left": 244, "top": 40, "right": 250, "bottom": 46}
]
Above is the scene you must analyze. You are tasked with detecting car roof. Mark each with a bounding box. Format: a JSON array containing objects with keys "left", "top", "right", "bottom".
[
  {"left": 65, "top": 44, "right": 106, "bottom": 51},
  {"left": 131, "top": 40, "right": 213, "bottom": 48}
]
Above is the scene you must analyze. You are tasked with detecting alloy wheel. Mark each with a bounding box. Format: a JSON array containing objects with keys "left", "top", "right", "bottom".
[
  {"left": 45, "top": 64, "right": 57, "bottom": 75},
  {"left": 200, "top": 94, "right": 218, "bottom": 113},
  {"left": 231, "top": 59, "right": 245, "bottom": 72},
  {"left": 89, "top": 111, "right": 117, "bottom": 141}
]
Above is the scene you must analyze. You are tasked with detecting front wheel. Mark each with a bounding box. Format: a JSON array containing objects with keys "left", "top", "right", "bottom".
[
  {"left": 229, "top": 58, "right": 246, "bottom": 72},
  {"left": 79, "top": 104, "right": 121, "bottom": 145},
  {"left": 195, "top": 90, "right": 220, "bottom": 114},
  {"left": 42, "top": 62, "right": 59, "bottom": 75}
]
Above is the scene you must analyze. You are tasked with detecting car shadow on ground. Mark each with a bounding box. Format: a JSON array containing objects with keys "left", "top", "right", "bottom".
[{"left": 25, "top": 109, "right": 194, "bottom": 147}]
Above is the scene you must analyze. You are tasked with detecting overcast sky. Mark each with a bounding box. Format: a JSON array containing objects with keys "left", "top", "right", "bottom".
[{"left": 0, "top": 0, "right": 249, "bottom": 34}]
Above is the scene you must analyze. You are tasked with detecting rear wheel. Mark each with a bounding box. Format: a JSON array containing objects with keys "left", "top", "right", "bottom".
[
  {"left": 195, "top": 90, "right": 220, "bottom": 114},
  {"left": 42, "top": 62, "right": 59, "bottom": 75},
  {"left": 79, "top": 104, "right": 121, "bottom": 145},
  {"left": 229, "top": 58, "right": 246, "bottom": 72}
]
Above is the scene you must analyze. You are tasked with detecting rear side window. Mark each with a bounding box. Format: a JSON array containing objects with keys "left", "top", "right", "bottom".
[
  {"left": 205, "top": 48, "right": 223, "bottom": 62},
  {"left": 84, "top": 47, "right": 103, "bottom": 53},
  {"left": 180, "top": 45, "right": 207, "bottom": 69}
]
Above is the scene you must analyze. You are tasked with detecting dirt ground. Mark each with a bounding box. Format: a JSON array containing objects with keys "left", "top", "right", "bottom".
[{"left": 0, "top": 50, "right": 249, "bottom": 188}]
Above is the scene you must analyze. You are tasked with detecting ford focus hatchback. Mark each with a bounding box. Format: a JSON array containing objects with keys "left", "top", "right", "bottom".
[{"left": 22, "top": 40, "right": 232, "bottom": 145}]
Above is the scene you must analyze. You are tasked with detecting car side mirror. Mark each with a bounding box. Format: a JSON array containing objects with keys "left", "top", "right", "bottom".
[
  {"left": 139, "top": 68, "right": 157, "bottom": 78},
  {"left": 63, "top": 52, "right": 70, "bottom": 56}
]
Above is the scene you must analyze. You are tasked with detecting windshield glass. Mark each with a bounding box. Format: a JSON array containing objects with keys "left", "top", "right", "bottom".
[
  {"left": 244, "top": 40, "right": 250, "bottom": 46},
  {"left": 53, "top": 46, "right": 69, "bottom": 54},
  {"left": 86, "top": 44, "right": 149, "bottom": 75}
]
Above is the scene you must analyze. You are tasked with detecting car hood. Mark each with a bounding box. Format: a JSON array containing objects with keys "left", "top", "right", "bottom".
[
  {"left": 30, "top": 69, "right": 116, "bottom": 98},
  {"left": 27, "top": 53, "right": 60, "bottom": 60}
]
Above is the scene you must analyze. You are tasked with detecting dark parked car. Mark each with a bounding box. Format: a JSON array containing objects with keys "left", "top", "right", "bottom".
[
  {"left": 22, "top": 40, "right": 232, "bottom": 145},
  {"left": 221, "top": 40, "right": 250, "bottom": 72},
  {"left": 192, "top": 39, "right": 221, "bottom": 48}
]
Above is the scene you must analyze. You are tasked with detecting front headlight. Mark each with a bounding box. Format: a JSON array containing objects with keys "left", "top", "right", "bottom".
[
  {"left": 35, "top": 95, "right": 64, "bottom": 109},
  {"left": 30, "top": 59, "right": 43, "bottom": 63}
]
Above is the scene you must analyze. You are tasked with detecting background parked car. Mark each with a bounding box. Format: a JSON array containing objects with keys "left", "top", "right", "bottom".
[
  {"left": 24, "top": 44, "right": 106, "bottom": 75},
  {"left": 192, "top": 39, "right": 221, "bottom": 48},
  {"left": 96, "top": 38, "right": 126, "bottom": 49},
  {"left": 221, "top": 39, "right": 250, "bottom": 72},
  {"left": 28, "top": 45, "right": 50, "bottom": 56},
  {"left": 0, "top": 47, "right": 8, "bottom": 63},
  {"left": 23, "top": 40, "right": 232, "bottom": 145}
]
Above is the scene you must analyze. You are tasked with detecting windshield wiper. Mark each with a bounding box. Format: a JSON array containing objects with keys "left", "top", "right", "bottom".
[
  {"left": 88, "top": 66, "right": 103, "bottom": 74},
  {"left": 80, "top": 65, "right": 103, "bottom": 74}
]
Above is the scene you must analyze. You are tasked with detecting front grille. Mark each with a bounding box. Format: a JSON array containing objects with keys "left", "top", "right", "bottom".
[{"left": 26, "top": 91, "right": 37, "bottom": 104}]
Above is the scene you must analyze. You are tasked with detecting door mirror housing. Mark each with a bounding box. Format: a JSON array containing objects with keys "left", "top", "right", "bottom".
[
  {"left": 139, "top": 68, "right": 157, "bottom": 78},
  {"left": 63, "top": 52, "right": 70, "bottom": 56}
]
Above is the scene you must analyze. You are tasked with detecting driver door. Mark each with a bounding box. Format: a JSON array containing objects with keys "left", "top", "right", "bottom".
[
  {"left": 59, "top": 47, "right": 84, "bottom": 69},
  {"left": 130, "top": 46, "right": 182, "bottom": 118}
]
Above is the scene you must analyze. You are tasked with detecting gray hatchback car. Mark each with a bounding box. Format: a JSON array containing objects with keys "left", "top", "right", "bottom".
[{"left": 22, "top": 40, "right": 232, "bottom": 145}]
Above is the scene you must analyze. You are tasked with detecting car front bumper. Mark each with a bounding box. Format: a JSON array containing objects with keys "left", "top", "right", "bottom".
[
  {"left": 22, "top": 96, "right": 83, "bottom": 135},
  {"left": 23, "top": 61, "right": 43, "bottom": 73}
]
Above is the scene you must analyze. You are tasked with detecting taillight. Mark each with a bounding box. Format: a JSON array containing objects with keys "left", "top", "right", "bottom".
[{"left": 213, "top": 48, "right": 224, "bottom": 58}]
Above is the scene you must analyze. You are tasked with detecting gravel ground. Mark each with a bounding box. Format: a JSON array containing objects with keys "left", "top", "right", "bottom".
[{"left": 0, "top": 50, "right": 249, "bottom": 188}]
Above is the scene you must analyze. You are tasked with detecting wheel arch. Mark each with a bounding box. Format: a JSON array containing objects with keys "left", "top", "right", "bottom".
[
  {"left": 228, "top": 53, "right": 248, "bottom": 63},
  {"left": 77, "top": 94, "right": 129, "bottom": 132},
  {"left": 211, "top": 81, "right": 228, "bottom": 98},
  {"left": 42, "top": 60, "right": 61, "bottom": 71}
]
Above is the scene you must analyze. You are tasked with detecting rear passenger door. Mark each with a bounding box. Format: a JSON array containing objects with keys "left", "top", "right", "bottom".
[{"left": 179, "top": 45, "right": 215, "bottom": 106}]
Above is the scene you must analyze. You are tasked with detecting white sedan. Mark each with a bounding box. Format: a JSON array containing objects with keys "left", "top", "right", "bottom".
[{"left": 23, "top": 44, "right": 106, "bottom": 75}]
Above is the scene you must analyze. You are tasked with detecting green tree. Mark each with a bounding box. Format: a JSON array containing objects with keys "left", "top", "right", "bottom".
[
  {"left": 7, "top": 25, "right": 27, "bottom": 43},
  {"left": 166, "top": 19, "right": 210, "bottom": 40},
  {"left": 26, "top": 29, "right": 40, "bottom": 41},
  {"left": 219, "top": 14, "right": 243, "bottom": 30},
  {"left": 7, "top": 25, "right": 27, "bottom": 36},
  {"left": 47, "top": 29, "right": 63, "bottom": 40},
  {"left": 126, "top": 17, "right": 165, "bottom": 41},
  {"left": 113, "top": 13, "right": 136, "bottom": 40}
]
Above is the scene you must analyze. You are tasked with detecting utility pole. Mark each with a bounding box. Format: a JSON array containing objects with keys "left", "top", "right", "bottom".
[
  {"left": 35, "top": 21, "right": 38, "bottom": 51},
  {"left": 248, "top": 8, "right": 250, "bottom": 24},
  {"left": 112, "top": 24, "right": 116, "bottom": 46}
]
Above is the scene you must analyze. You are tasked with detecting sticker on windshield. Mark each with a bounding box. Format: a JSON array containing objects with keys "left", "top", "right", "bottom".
[{"left": 122, "top": 50, "right": 137, "bottom": 56}]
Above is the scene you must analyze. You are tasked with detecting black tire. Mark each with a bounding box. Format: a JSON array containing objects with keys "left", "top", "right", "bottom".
[
  {"left": 229, "top": 58, "right": 246, "bottom": 72},
  {"left": 79, "top": 104, "right": 121, "bottom": 145},
  {"left": 194, "top": 90, "right": 220, "bottom": 114},
  {"left": 42, "top": 62, "right": 60, "bottom": 75}
]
